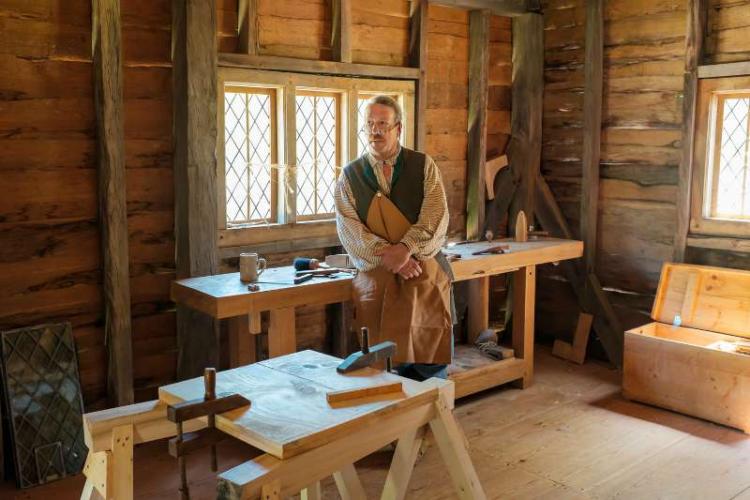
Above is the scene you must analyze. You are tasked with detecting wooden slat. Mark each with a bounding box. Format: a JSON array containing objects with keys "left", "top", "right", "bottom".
[
  {"left": 508, "top": 14, "right": 543, "bottom": 230},
  {"left": 218, "top": 53, "right": 421, "bottom": 79},
  {"left": 697, "top": 61, "right": 750, "bottom": 79},
  {"left": 465, "top": 9, "right": 490, "bottom": 241},
  {"left": 173, "top": 0, "right": 220, "bottom": 379},
  {"left": 92, "top": 0, "right": 134, "bottom": 406},
  {"left": 580, "top": 0, "right": 603, "bottom": 275},
  {"left": 238, "top": 0, "right": 258, "bottom": 55},
  {"left": 332, "top": 0, "right": 352, "bottom": 63},
  {"left": 428, "top": 0, "right": 540, "bottom": 17},
  {"left": 673, "top": 0, "right": 708, "bottom": 263},
  {"left": 409, "top": 0, "right": 428, "bottom": 151}
]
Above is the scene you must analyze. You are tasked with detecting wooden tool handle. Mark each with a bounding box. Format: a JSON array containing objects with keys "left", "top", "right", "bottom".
[{"left": 204, "top": 367, "right": 216, "bottom": 400}]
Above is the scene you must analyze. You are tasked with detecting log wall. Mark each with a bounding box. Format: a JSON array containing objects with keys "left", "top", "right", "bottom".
[
  {"left": 540, "top": 0, "right": 750, "bottom": 343},
  {"left": 0, "top": 1, "right": 510, "bottom": 408}
]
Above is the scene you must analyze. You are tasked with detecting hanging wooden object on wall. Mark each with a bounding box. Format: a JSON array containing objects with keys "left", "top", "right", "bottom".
[{"left": 0, "top": 323, "right": 87, "bottom": 488}]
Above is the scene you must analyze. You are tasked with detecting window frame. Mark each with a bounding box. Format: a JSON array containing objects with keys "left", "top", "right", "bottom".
[
  {"left": 217, "top": 67, "right": 415, "bottom": 249},
  {"left": 691, "top": 75, "right": 750, "bottom": 238}
]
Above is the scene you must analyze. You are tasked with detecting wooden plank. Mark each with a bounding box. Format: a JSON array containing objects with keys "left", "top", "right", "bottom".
[
  {"left": 332, "top": 0, "right": 352, "bottom": 63},
  {"left": 698, "top": 61, "right": 750, "bottom": 79},
  {"left": 686, "top": 235, "right": 750, "bottom": 253},
  {"left": 228, "top": 314, "right": 257, "bottom": 367},
  {"left": 409, "top": 0, "right": 428, "bottom": 151},
  {"left": 92, "top": 0, "right": 134, "bottom": 406},
  {"left": 580, "top": 0, "right": 603, "bottom": 275},
  {"left": 465, "top": 9, "right": 490, "bottom": 240},
  {"left": 428, "top": 391, "right": 487, "bottom": 500},
  {"left": 282, "top": 83, "right": 296, "bottom": 224},
  {"left": 508, "top": 14, "right": 543, "bottom": 228},
  {"left": 552, "top": 312, "right": 593, "bottom": 365},
  {"left": 429, "top": 0, "right": 539, "bottom": 17},
  {"left": 512, "top": 265, "right": 535, "bottom": 388},
  {"left": 466, "top": 276, "right": 489, "bottom": 344},
  {"left": 673, "top": 0, "right": 708, "bottom": 263},
  {"left": 326, "top": 381, "right": 403, "bottom": 404},
  {"left": 218, "top": 53, "right": 421, "bottom": 80},
  {"left": 173, "top": 0, "right": 220, "bottom": 378},
  {"left": 110, "top": 424, "right": 134, "bottom": 499},
  {"left": 238, "top": 0, "right": 258, "bottom": 54},
  {"left": 268, "top": 307, "right": 296, "bottom": 357},
  {"left": 381, "top": 427, "right": 425, "bottom": 500}
]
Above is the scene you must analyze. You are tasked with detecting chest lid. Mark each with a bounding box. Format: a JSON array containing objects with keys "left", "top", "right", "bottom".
[{"left": 652, "top": 263, "right": 750, "bottom": 339}]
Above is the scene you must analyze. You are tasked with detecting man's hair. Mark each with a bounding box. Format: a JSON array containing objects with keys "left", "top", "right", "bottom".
[{"left": 366, "top": 95, "right": 402, "bottom": 124}]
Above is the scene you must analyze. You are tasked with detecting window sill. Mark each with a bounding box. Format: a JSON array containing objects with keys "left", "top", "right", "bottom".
[
  {"left": 689, "top": 216, "right": 750, "bottom": 239},
  {"left": 218, "top": 220, "right": 340, "bottom": 254},
  {"left": 686, "top": 235, "right": 750, "bottom": 253}
]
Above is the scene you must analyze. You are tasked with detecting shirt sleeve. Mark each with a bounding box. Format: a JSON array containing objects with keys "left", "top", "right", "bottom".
[
  {"left": 334, "top": 174, "right": 389, "bottom": 271},
  {"left": 399, "top": 155, "right": 449, "bottom": 260}
]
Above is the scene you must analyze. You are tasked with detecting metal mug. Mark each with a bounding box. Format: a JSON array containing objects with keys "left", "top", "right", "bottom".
[{"left": 239, "top": 253, "right": 267, "bottom": 282}]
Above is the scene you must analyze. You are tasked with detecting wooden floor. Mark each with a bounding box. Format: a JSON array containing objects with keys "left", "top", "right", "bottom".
[{"left": 3, "top": 347, "right": 749, "bottom": 499}]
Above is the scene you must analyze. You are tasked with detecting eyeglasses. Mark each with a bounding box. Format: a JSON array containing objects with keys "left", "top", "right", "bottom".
[{"left": 360, "top": 121, "right": 400, "bottom": 135}]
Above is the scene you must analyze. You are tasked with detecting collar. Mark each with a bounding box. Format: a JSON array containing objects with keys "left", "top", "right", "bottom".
[{"left": 366, "top": 145, "right": 402, "bottom": 169}]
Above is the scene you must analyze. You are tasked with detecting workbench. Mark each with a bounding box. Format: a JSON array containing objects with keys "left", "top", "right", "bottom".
[
  {"left": 81, "top": 350, "right": 485, "bottom": 499},
  {"left": 171, "top": 237, "right": 582, "bottom": 398}
]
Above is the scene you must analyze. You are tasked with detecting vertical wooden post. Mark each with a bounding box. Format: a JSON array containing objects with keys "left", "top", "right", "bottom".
[
  {"left": 581, "top": 0, "right": 603, "bottom": 276},
  {"left": 332, "top": 0, "right": 352, "bottom": 63},
  {"left": 92, "top": 0, "right": 134, "bottom": 406},
  {"left": 238, "top": 0, "right": 258, "bottom": 55},
  {"left": 508, "top": 13, "right": 543, "bottom": 230},
  {"left": 173, "top": 0, "right": 220, "bottom": 379},
  {"left": 512, "top": 265, "right": 536, "bottom": 388},
  {"left": 466, "top": 9, "right": 490, "bottom": 241},
  {"left": 673, "top": 0, "right": 708, "bottom": 262},
  {"left": 282, "top": 83, "right": 297, "bottom": 224},
  {"left": 409, "top": 0, "right": 428, "bottom": 151}
]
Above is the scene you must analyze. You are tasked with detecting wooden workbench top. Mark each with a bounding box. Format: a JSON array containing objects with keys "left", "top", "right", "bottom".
[
  {"left": 171, "top": 238, "right": 582, "bottom": 317},
  {"left": 158, "top": 350, "right": 437, "bottom": 460}
]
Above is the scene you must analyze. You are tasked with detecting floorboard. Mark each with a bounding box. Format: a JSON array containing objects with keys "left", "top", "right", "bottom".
[{"left": 1, "top": 347, "right": 748, "bottom": 499}]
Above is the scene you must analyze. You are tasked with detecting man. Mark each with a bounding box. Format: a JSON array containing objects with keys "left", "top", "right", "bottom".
[{"left": 334, "top": 95, "right": 453, "bottom": 380}]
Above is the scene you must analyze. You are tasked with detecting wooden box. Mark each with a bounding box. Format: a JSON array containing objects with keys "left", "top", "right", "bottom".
[{"left": 623, "top": 263, "right": 750, "bottom": 433}]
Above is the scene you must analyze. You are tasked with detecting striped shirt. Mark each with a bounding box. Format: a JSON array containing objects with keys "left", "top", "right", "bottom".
[{"left": 334, "top": 148, "right": 449, "bottom": 271}]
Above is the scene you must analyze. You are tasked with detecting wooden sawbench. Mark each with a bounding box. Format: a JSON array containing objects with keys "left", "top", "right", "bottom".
[{"left": 80, "top": 350, "right": 486, "bottom": 499}]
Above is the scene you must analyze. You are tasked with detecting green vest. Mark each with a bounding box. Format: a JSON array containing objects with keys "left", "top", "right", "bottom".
[{"left": 342, "top": 148, "right": 454, "bottom": 281}]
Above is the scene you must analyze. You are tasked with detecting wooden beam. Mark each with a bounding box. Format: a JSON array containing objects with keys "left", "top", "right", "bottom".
[
  {"left": 534, "top": 174, "right": 624, "bottom": 366},
  {"left": 173, "top": 0, "right": 220, "bottom": 379},
  {"left": 238, "top": 0, "right": 258, "bottom": 55},
  {"left": 409, "top": 0, "right": 429, "bottom": 151},
  {"left": 673, "top": 0, "right": 708, "bottom": 262},
  {"left": 466, "top": 9, "right": 490, "bottom": 240},
  {"left": 92, "top": 0, "right": 134, "bottom": 406},
  {"left": 580, "top": 0, "right": 603, "bottom": 276},
  {"left": 332, "top": 0, "right": 352, "bottom": 63},
  {"left": 428, "top": 0, "right": 540, "bottom": 17},
  {"left": 219, "top": 53, "right": 421, "bottom": 80},
  {"left": 686, "top": 235, "right": 750, "bottom": 253},
  {"left": 508, "top": 13, "right": 544, "bottom": 232},
  {"left": 697, "top": 61, "right": 750, "bottom": 79}
]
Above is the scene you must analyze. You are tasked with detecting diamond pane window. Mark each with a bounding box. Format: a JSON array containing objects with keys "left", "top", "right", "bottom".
[
  {"left": 296, "top": 92, "right": 340, "bottom": 218},
  {"left": 709, "top": 93, "right": 750, "bottom": 220},
  {"left": 357, "top": 94, "right": 405, "bottom": 157},
  {"left": 224, "top": 87, "right": 276, "bottom": 225}
]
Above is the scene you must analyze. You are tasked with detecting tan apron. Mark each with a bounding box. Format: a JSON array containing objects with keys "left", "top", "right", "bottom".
[{"left": 352, "top": 192, "right": 452, "bottom": 364}]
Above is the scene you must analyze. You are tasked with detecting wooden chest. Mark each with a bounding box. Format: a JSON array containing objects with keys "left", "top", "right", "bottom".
[{"left": 623, "top": 263, "right": 750, "bottom": 433}]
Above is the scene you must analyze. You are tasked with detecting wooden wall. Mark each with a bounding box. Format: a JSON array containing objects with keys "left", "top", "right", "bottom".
[
  {"left": 0, "top": 0, "right": 509, "bottom": 408},
  {"left": 540, "top": 0, "right": 750, "bottom": 342}
]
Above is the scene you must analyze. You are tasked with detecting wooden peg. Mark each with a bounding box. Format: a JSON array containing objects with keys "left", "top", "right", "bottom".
[{"left": 515, "top": 211, "right": 528, "bottom": 242}]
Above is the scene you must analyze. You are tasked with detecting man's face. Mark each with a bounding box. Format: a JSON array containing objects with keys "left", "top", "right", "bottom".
[{"left": 366, "top": 103, "right": 401, "bottom": 157}]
